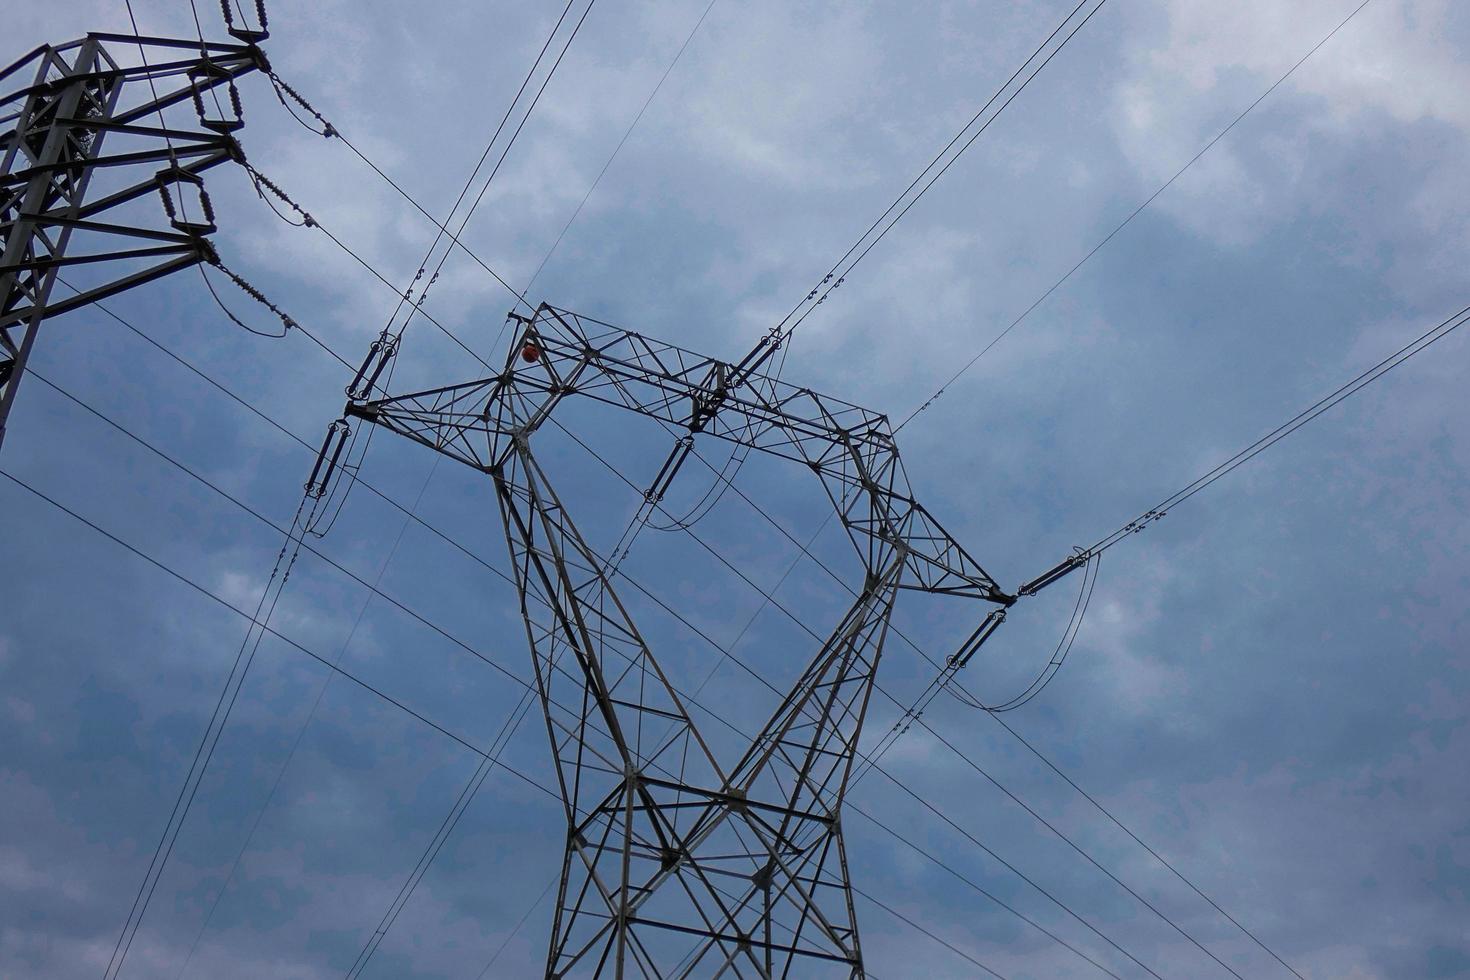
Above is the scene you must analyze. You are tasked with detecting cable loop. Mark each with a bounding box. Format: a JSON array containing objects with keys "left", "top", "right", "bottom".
[
  {"left": 243, "top": 162, "right": 318, "bottom": 228},
  {"left": 266, "top": 69, "right": 337, "bottom": 138},
  {"left": 204, "top": 255, "right": 299, "bottom": 337}
]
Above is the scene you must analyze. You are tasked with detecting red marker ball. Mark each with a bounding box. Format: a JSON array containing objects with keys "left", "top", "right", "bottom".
[{"left": 521, "top": 343, "right": 541, "bottom": 363}]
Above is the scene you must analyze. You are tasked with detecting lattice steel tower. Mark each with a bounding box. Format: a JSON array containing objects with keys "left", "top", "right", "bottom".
[
  {"left": 348, "top": 304, "right": 1015, "bottom": 978},
  {"left": 0, "top": 25, "right": 267, "bottom": 450}
]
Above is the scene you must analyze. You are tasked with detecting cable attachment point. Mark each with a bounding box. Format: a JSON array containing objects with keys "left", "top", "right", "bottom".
[
  {"left": 1127, "top": 509, "right": 1167, "bottom": 534},
  {"left": 304, "top": 418, "right": 351, "bottom": 498},
  {"left": 243, "top": 163, "right": 316, "bottom": 228},
  {"left": 346, "top": 334, "right": 396, "bottom": 401},
  {"left": 220, "top": 0, "right": 270, "bottom": 43},
  {"left": 265, "top": 69, "right": 335, "bottom": 138},
  {"left": 206, "top": 255, "right": 300, "bottom": 337}
]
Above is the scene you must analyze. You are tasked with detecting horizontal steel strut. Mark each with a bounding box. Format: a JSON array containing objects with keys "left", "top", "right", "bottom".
[{"left": 0, "top": 30, "right": 269, "bottom": 451}]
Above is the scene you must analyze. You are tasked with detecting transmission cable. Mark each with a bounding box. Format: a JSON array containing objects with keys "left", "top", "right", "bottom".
[
  {"left": 895, "top": 0, "right": 1377, "bottom": 432},
  {"left": 602, "top": 0, "right": 1113, "bottom": 566},
  {"left": 1035, "top": 301, "right": 1470, "bottom": 578},
  {"left": 375, "top": 0, "right": 596, "bottom": 346},
  {"left": 210, "top": 0, "right": 1387, "bottom": 969},
  {"left": 241, "top": 6, "right": 638, "bottom": 969},
  {"left": 174, "top": 458, "right": 445, "bottom": 979},
  {"left": 519, "top": 0, "right": 721, "bottom": 300},
  {"left": 0, "top": 475, "right": 570, "bottom": 808},
  {"left": 868, "top": 252, "right": 1470, "bottom": 980},
  {"left": 94, "top": 12, "right": 332, "bottom": 963},
  {"left": 2, "top": 430, "right": 1024, "bottom": 979},
  {"left": 991, "top": 709, "right": 1305, "bottom": 980},
  {"left": 854, "top": 886, "right": 1008, "bottom": 979},
  {"left": 767, "top": 0, "right": 1109, "bottom": 351},
  {"left": 676, "top": 429, "right": 1287, "bottom": 976},
  {"left": 329, "top": 6, "right": 735, "bottom": 957},
  {"left": 41, "top": 332, "right": 1139, "bottom": 977},
  {"left": 465, "top": 11, "right": 1388, "bottom": 973},
  {"left": 99, "top": 6, "right": 603, "bottom": 970},
  {"left": 550, "top": 419, "right": 1167, "bottom": 978},
  {"left": 250, "top": 0, "right": 598, "bottom": 544}
]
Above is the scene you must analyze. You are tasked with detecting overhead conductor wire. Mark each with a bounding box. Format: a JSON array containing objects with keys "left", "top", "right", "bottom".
[
  {"left": 13, "top": 363, "right": 1023, "bottom": 978},
  {"left": 101, "top": 3, "right": 595, "bottom": 975},
  {"left": 53, "top": 293, "right": 1109, "bottom": 976}
]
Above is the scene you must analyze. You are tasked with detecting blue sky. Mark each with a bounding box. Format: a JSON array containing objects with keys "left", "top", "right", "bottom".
[{"left": 3, "top": 0, "right": 1469, "bottom": 977}]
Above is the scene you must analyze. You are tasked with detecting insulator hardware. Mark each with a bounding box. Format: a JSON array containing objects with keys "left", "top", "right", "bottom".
[
  {"left": 221, "top": 0, "right": 271, "bottom": 43},
  {"left": 304, "top": 418, "right": 350, "bottom": 498},
  {"left": 346, "top": 335, "right": 396, "bottom": 401},
  {"left": 1018, "top": 550, "right": 1089, "bottom": 597},
  {"left": 188, "top": 61, "right": 245, "bottom": 134},
  {"left": 947, "top": 609, "right": 1007, "bottom": 669},
  {"left": 155, "top": 166, "right": 217, "bottom": 237}
]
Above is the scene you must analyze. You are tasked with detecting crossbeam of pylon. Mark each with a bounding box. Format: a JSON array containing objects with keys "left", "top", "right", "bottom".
[{"left": 0, "top": 30, "right": 267, "bottom": 451}]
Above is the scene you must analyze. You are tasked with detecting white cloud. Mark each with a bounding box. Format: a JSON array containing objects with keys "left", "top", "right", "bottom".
[{"left": 1111, "top": 0, "right": 1470, "bottom": 247}]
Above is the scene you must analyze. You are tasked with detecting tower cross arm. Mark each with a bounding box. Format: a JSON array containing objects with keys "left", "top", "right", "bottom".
[{"left": 348, "top": 303, "right": 1014, "bottom": 605}]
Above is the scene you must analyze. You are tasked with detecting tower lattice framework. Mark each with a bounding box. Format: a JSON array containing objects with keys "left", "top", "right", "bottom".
[
  {"left": 348, "top": 303, "right": 1014, "bottom": 978},
  {"left": 0, "top": 28, "right": 266, "bottom": 449}
]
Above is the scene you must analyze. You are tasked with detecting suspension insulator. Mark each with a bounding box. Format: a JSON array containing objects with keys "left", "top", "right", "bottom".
[
  {"left": 346, "top": 336, "right": 396, "bottom": 401},
  {"left": 188, "top": 62, "right": 245, "bottom": 134},
  {"left": 304, "top": 419, "right": 350, "bottom": 498},
  {"left": 156, "top": 166, "right": 217, "bottom": 237}
]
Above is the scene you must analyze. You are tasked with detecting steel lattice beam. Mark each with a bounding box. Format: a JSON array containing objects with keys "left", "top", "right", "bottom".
[
  {"left": 348, "top": 303, "right": 1013, "bottom": 978},
  {"left": 0, "top": 31, "right": 267, "bottom": 450}
]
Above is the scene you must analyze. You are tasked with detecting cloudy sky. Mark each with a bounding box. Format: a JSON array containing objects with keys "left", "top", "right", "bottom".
[{"left": 4, "top": 0, "right": 1469, "bottom": 977}]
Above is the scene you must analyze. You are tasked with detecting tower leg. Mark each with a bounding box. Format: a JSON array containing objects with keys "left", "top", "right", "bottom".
[{"left": 0, "top": 40, "right": 119, "bottom": 449}]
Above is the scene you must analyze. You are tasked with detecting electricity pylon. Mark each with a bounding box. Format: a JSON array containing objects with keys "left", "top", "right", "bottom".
[
  {"left": 0, "top": 27, "right": 267, "bottom": 450},
  {"left": 347, "top": 303, "right": 1015, "bottom": 978}
]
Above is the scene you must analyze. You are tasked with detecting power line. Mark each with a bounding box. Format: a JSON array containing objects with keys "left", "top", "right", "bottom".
[
  {"left": 548, "top": 419, "right": 1166, "bottom": 977},
  {"left": 1072, "top": 301, "right": 1470, "bottom": 565},
  {"left": 0, "top": 467, "right": 560, "bottom": 800},
  {"left": 80, "top": 263, "right": 1205, "bottom": 976},
  {"left": 38, "top": 329, "right": 1138, "bottom": 976},
  {"left": 243, "top": 10, "right": 612, "bottom": 966},
  {"left": 257, "top": 81, "right": 528, "bottom": 311},
  {"left": 86, "top": 7, "right": 331, "bottom": 948},
  {"left": 472, "top": 876, "right": 556, "bottom": 979},
  {"left": 333, "top": 6, "right": 725, "bottom": 965},
  {"left": 589, "top": 0, "right": 1112, "bottom": 568},
  {"left": 68, "top": 8, "right": 1296, "bottom": 953},
  {"left": 584, "top": 432, "right": 1232, "bottom": 975},
  {"left": 848, "top": 801, "right": 1125, "bottom": 980},
  {"left": 173, "top": 458, "right": 446, "bottom": 979},
  {"left": 896, "top": 0, "right": 1378, "bottom": 432},
  {"left": 27, "top": 2, "right": 1438, "bottom": 974},
  {"left": 96, "top": 6, "right": 604, "bottom": 971},
  {"left": 854, "top": 885, "right": 1009, "bottom": 980},
  {"left": 685, "top": 298, "right": 1470, "bottom": 977},
  {"left": 373, "top": 0, "right": 596, "bottom": 347},
  {"left": 988, "top": 709, "right": 1304, "bottom": 979},
  {"left": 915, "top": 710, "right": 1244, "bottom": 978},
  {"left": 520, "top": 0, "right": 721, "bottom": 300},
  {"left": 343, "top": 688, "right": 538, "bottom": 979},
  {"left": 770, "top": 0, "right": 1110, "bottom": 347},
  {"left": 0, "top": 439, "right": 1026, "bottom": 979}
]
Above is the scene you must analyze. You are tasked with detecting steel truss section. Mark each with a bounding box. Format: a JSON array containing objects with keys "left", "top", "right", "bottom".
[
  {"left": 0, "top": 31, "right": 266, "bottom": 449},
  {"left": 347, "top": 303, "right": 1013, "bottom": 978}
]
